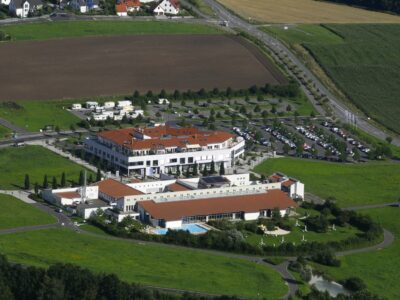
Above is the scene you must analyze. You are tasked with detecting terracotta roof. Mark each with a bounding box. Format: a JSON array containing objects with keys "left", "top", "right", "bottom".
[
  {"left": 96, "top": 178, "right": 143, "bottom": 199},
  {"left": 138, "top": 189, "right": 297, "bottom": 221},
  {"left": 166, "top": 182, "right": 191, "bottom": 192},
  {"left": 116, "top": 3, "right": 127, "bottom": 12},
  {"left": 124, "top": 0, "right": 140, "bottom": 7},
  {"left": 97, "top": 126, "right": 234, "bottom": 151},
  {"left": 282, "top": 180, "right": 296, "bottom": 188},
  {"left": 269, "top": 174, "right": 283, "bottom": 183},
  {"left": 169, "top": 0, "right": 179, "bottom": 9},
  {"left": 55, "top": 191, "right": 81, "bottom": 199}
]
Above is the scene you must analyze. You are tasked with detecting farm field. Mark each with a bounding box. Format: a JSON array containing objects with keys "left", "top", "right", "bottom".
[
  {"left": 0, "top": 194, "right": 56, "bottom": 229},
  {"left": 0, "top": 228, "right": 287, "bottom": 299},
  {"left": 0, "top": 20, "right": 222, "bottom": 41},
  {"left": 315, "top": 207, "right": 400, "bottom": 299},
  {"left": 217, "top": 0, "right": 400, "bottom": 23},
  {"left": 0, "top": 34, "right": 287, "bottom": 102},
  {"left": 264, "top": 24, "right": 400, "bottom": 134},
  {"left": 0, "top": 100, "right": 80, "bottom": 132},
  {"left": 0, "top": 145, "right": 93, "bottom": 189},
  {"left": 254, "top": 158, "right": 400, "bottom": 207}
]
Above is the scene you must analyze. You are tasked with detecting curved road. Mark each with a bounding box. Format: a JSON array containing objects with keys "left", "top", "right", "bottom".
[{"left": 201, "top": 0, "right": 400, "bottom": 146}]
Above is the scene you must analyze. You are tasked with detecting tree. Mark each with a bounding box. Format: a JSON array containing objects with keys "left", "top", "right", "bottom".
[
  {"left": 23, "top": 174, "right": 30, "bottom": 190},
  {"left": 159, "top": 89, "right": 167, "bottom": 98},
  {"left": 96, "top": 168, "right": 102, "bottom": 182},
  {"left": 272, "top": 207, "right": 282, "bottom": 221},
  {"left": 60, "top": 172, "right": 66, "bottom": 187},
  {"left": 181, "top": 99, "right": 186, "bottom": 106},
  {"left": 79, "top": 170, "right": 84, "bottom": 186},
  {"left": 342, "top": 277, "right": 367, "bottom": 292},
  {"left": 219, "top": 162, "right": 225, "bottom": 175},
  {"left": 353, "top": 147, "right": 360, "bottom": 161},
  {"left": 210, "top": 160, "right": 216, "bottom": 174},
  {"left": 286, "top": 104, "right": 292, "bottom": 112},
  {"left": 283, "top": 143, "right": 290, "bottom": 155},
  {"left": 386, "top": 136, "right": 393, "bottom": 144},
  {"left": 43, "top": 175, "right": 48, "bottom": 189},
  {"left": 193, "top": 163, "right": 198, "bottom": 176},
  {"left": 52, "top": 176, "right": 58, "bottom": 189},
  {"left": 34, "top": 182, "right": 39, "bottom": 195}
]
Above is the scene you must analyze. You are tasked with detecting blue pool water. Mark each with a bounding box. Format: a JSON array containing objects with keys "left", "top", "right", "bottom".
[{"left": 153, "top": 224, "right": 208, "bottom": 235}]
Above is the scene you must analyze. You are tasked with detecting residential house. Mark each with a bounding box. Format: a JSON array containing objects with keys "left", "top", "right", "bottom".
[
  {"left": 153, "top": 0, "right": 179, "bottom": 15},
  {"left": 8, "top": 0, "right": 42, "bottom": 18}
]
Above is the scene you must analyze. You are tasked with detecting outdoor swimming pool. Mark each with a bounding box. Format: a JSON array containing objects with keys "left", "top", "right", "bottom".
[{"left": 153, "top": 224, "right": 209, "bottom": 235}]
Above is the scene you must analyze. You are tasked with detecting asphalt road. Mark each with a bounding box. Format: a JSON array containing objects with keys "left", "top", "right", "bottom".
[{"left": 202, "top": 0, "right": 400, "bottom": 146}]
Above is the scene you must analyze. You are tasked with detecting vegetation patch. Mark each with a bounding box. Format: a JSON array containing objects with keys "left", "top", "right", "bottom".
[
  {"left": 0, "top": 228, "right": 287, "bottom": 299},
  {"left": 314, "top": 207, "right": 400, "bottom": 299},
  {"left": 254, "top": 157, "right": 400, "bottom": 207},
  {"left": 0, "top": 194, "right": 55, "bottom": 229}
]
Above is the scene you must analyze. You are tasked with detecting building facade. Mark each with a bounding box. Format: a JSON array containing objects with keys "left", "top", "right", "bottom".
[{"left": 84, "top": 125, "right": 245, "bottom": 177}]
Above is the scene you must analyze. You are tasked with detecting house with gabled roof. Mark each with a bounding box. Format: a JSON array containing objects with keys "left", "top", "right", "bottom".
[
  {"left": 8, "top": 0, "right": 42, "bottom": 18},
  {"left": 153, "top": 0, "right": 179, "bottom": 15}
]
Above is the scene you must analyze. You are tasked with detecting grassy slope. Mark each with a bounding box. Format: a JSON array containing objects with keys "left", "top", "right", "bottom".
[
  {"left": 0, "top": 125, "right": 11, "bottom": 139},
  {"left": 0, "top": 100, "right": 80, "bottom": 132},
  {"left": 315, "top": 207, "right": 400, "bottom": 299},
  {"left": 0, "top": 194, "right": 56, "bottom": 229},
  {"left": 0, "top": 145, "right": 93, "bottom": 189},
  {"left": 264, "top": 24, "right": 400, "bottom": 133},
  {"left": 0, "top": 228, "right": 287, "bottom": 299},
  {"left": 254, "top": 158, "right": 400, "bottom": 207},
  {"left": 2, "top": 21, "right": 222, "bottom": 41}
]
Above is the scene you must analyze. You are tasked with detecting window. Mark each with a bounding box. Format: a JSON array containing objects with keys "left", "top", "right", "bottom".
[
  {"left": 180, "top": 158, "right": 185, "bottom": 164},
  {"left": 188, "top": 157, "right": 194, "bottom": 163},
  {"left": 146, "top": 161, "right": 151, "bottom": 166},
  {"left": 169, "top": 158, "right": 177, "bottom": 163},
  {"left": 153, "top": 160, "right": 158, "bottom": 166}
]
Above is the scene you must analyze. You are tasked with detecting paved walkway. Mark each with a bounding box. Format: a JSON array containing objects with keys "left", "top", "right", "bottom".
[{"left": 0, "top": 190, "right": 36, "bottom": 204}]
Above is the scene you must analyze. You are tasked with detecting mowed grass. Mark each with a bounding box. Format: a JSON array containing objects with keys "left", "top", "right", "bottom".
[
  {"left": 218, "top": 0, "right": 400, "bottom": 23},
  {"left": 0, "top": 100, "right": 80, "bottom": 132},
  {"left": 315, "top": 207, "right": 400, "bottom": 299},
  {"left": 1, "top": 20, "right": 222, "bottom": 41},
  {"left": 267, "top": 24, "right": 400, "bottom": 134},
  {"left": 0, "top": 228, "right": 287, "bottom": 299},
  {"left": 0, "top": 145, "right": 93, "bottom": 189},
  {"left": 0, "top": 125, "right": 12, "bottom": 139},
  {"left": 0, "top": 194, "right": 56, "bottom": 229},
  {"left": 254, "top": 158, "right": 400, "bottom": 207}
]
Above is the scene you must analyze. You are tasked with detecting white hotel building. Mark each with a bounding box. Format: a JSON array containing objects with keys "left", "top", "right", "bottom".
[{"left": 84, "top": 126, "right": 245, "bottom": 177}]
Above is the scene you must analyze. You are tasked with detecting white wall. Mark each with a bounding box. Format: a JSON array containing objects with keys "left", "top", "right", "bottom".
[
  {"left": 165, "top": 220, "right": 182, "bottom": 229},
  {"left": 244, "top": 212, "right": 259, "bottom": 221}
]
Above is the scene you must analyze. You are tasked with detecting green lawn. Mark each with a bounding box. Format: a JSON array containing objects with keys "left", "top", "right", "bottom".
[
  {"left": 314, "top": 207, "right": 400, "bottom": 299},
  {"left": 0, "top": 194, "right": 56, "bottom": 229},
  {"left": 2, "top": 21, "right": 222, "bottom": 41},
  {"left": 254, "top": 158, "right": 400, "bottom": 207},
  {"left": 264, "top": 24, "right": 400, "bottom": 134},
  {"left": 79, "top": 224, "right": 110, "bottom": 236},
  {"left": 0, "top": 100, "right": 80, "bottom": 132},
  {"left": 0, "top": 228, "right": 287, "bottom": 299},
  {"left": 0, "top": 125, "right": 12, "bottom": 139},
  {"left": 0, "top": 145, "right": 93, "bottom": 189}
]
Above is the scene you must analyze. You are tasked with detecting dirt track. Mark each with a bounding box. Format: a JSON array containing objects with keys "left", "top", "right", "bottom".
[{"left": 0, "top": 34, "right": 287, "bottom": 101}]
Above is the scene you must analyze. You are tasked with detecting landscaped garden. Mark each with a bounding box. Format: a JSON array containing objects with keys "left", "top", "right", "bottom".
[
  {"left": 0, "top": 194, "right": 55, "bottom": 229},
  {"left": 0, "top": 145, "right": 93, "bottom": 189},
  {"left": 254, "top": 157, "right": 400, "bottom": 207},
  {"left": 313, "top": 206, "right": 400, "bottom": 299},
  {"left": 0, "top": 228, "right": 287, "bottom": 299}
]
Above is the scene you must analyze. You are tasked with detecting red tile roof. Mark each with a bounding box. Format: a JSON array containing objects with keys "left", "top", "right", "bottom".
[
  {"left": 282, "top": 180, "right": 296, "bottom": 188},
  {"left": 116, "top": 3, "right": 127, "bottom": 12},
  {"left": 269, "top": 174, "right": 283, "bottom": 183},
  {"left": 96, "top": 178, "right": 143, "bottom": 199},
  {"left": 55, "top": 191, "right": 81, "bottom": 199},
  {"left": 97, "top": 126, "right": 234, "bottom": 151},
  {"left": 124, "top": 0, "right": 140, "bottom": 7},
  {"left": 166, "top": 182, "right": 191, "bottom": 192},
  {"left": 139, "top": 189, "right": 297, "bottom": 221}
]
